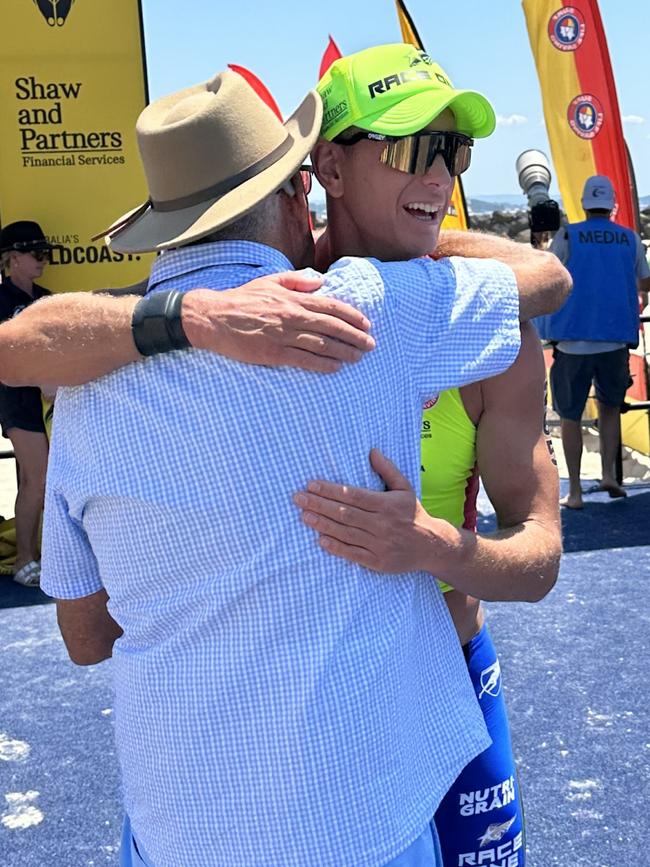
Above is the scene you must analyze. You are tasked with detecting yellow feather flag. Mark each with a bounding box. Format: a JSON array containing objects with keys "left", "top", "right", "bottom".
[
  {"left": 394, "top": 0, "right": 470, "bottom": 230},
  {"left": 522, "top": 0, "right": 636, "bottom": 229}
]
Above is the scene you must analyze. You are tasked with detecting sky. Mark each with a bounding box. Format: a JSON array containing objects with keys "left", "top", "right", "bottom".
[{"left": 140, "top": 0, "right": 650, "bottom": 201}]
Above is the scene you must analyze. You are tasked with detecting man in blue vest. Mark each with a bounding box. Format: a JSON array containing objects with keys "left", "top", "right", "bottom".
[{"left": 546, "top": 175, "right": 650, "bottom": 508}]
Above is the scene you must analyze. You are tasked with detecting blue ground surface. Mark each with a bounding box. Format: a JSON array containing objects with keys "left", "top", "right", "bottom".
[{"left": 1, "top": 481, "right": 649, "bottom": 866}]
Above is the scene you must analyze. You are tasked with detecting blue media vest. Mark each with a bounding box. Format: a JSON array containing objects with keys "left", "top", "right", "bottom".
[{"left": 537, "top": 217, "right": 640, "bottom": 346}]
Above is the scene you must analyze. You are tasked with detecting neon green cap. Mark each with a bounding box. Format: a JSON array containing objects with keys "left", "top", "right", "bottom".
[{"left": 317, "top": 43, "right": 496, "bottom": 141}]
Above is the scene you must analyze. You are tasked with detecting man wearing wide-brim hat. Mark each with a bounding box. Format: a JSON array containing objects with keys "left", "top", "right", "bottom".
[{"left": 34, "top": 55, "right": 567, "bottom": 867}]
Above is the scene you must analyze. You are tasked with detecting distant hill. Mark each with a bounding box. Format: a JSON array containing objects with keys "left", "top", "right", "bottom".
[
  {"left": 468, "top": 196, "right": 526, "bottom": 214},
  {"left": 471, "top": 193, "right": 650, "bottom": 215}
]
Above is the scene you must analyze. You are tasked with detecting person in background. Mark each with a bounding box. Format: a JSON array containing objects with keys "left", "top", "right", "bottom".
[
  {"left": 0, "top": 221, "right": 52, "bottom": 586},
  {"left": 543, "top": 175, "right": 650, "bottom": 508}
]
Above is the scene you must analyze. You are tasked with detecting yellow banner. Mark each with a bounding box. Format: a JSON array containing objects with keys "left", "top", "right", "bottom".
[
  {"left": 522, "top": 0, "right": 598, "bottom": 223},
  {"left": 444, "top": 183, "right": 469, "bottom": 230},
  {"left": 0, "top": 0, "right": 151, "bottom": 293}
]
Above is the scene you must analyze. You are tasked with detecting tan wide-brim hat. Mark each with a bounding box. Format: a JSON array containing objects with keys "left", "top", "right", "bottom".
[{"left": 99, "top": 70, "right": 322, "bottom": 253}]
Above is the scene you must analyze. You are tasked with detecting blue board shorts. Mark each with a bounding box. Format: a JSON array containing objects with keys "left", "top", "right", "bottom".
[
  {"left": 120, "top": 815, "right": 151, "bottom": 867},
  {"left": 120, "top": 805, "right": 444, "bottom": 865},
  {"left": 434, "top": 623, "right": 526, "bottom": 867}
]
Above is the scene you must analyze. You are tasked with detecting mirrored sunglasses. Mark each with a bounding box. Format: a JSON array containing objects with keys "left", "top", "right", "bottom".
[{"left": 335, "top": 131, "right": 473, "bottom": 178}]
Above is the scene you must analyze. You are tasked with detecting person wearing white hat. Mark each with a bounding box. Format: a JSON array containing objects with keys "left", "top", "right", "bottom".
[{"left": 542, "top": 174, "right": 650, "bottom": 508}]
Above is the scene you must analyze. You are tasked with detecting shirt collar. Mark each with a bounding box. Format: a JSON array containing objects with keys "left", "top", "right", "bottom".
[
  {"left": 2, "top": 278, "right": 41, "bottom": 300},
  {"left": 148, "top": 241, "right": 295, "bottom": 290}
]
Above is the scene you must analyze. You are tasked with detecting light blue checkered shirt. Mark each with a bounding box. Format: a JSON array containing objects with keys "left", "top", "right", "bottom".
[{"left": 42, "top": 242, "right": 520, "bottom": 867}]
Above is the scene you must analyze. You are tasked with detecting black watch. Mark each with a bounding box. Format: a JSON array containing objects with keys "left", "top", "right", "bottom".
[{"left": 131, "top": 290, "right": 191, "bottom": 357}]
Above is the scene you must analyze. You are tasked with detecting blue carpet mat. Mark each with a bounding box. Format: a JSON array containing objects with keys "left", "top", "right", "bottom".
[{"left": 1, "top": 482, "right": 649, "bottom": 865}]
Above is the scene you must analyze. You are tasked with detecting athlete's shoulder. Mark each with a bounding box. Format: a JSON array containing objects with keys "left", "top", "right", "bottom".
[
  {"left": 480, "top": 321, "right": 544, "bottom": 405},
  {"left": 322, "top": 256, "right": 384, "bottom": 299},
  {"left": 324, "top": 254, "right": 453, "bottom": 302},
  {"left": 447, "top": 255, "right": 516, "bottom": 292}
]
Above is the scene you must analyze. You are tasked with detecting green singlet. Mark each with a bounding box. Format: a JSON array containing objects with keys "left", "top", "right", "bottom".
[{"left": 420, "top": 388, "right": 478, "bottom": 593}]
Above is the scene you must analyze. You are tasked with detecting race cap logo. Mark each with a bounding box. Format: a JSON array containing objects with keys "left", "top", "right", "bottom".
[
  {"left": 409, "top": 51, "right": 433, "bottom": 67},
  {"left": 568, "top": 94, "right": 605, "bottom": 139},
  {"left": 478, "top": 816, "right": 516, "bottom": 848},
  {"left": 32, "top": 0, "right": 76, "bottom": 27},
  {"left": 548, "top": 6, "right": 586, "bottom": 51},
  {"left": 478, "top": 659, "right": 502, "bottom": 699}
]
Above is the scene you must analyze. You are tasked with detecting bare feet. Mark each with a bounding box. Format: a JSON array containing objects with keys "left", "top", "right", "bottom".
[
  {"left": 560, "top": 493, "right": 583, "bottom": 510},
  {"left": 597, "top": 480, "right": 627, "bottom": 499}
]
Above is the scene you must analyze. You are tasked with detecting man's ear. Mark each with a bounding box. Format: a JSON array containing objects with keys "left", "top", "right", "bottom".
[{"left": 312, "top": 140, "right": 345, "bottom": 199}]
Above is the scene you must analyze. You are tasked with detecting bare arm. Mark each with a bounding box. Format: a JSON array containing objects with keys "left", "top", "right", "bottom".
[
  {"left": 639, "top": 275, "right": 650, "bottom": 307},
  {"left": 56, "top": 589, "right": 123, "bottom": 666},
  {"left": 452, "top": 321, "right": 561, "bottom": 600},
  {"left": 435, "top": 229, "right": 572, "bottom": 321},
  {"left": 293, "top": 324, "right": 561, "bottom": 602},
  {"left": 0, "top": 272, "right": 375, "bottom": 388}
]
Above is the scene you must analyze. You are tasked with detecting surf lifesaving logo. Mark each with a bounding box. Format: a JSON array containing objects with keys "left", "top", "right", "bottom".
[
  {"left": 32, "top": 0, "right": 76, "bottom": 27},
  {"left": 548, "top": 7, "right": 586, "bottom": 51},
  {"left": 568, "top": 94, "right": 604, "bottom": 139}
]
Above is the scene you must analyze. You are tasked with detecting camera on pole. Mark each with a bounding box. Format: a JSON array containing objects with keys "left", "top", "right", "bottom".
[{"left": 516, "top": 149, "right": 561, "bottom": 238}]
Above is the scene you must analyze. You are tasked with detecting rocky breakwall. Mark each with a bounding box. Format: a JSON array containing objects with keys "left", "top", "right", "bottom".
[{"left": 470, "top": 206, "right": 650, "bottom": 243}]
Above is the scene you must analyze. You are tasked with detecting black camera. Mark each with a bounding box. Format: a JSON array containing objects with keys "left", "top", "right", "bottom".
[{"left": 529, "top": 199, "right": 561, "bottom": 233}]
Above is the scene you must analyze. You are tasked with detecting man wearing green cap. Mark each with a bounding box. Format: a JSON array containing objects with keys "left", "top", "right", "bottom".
[
  {"left": 1, "top": 47, "right": 567, "bottom": 867},
  {"left": 291, "top": 43, "right": 560, "bottom": 866}
]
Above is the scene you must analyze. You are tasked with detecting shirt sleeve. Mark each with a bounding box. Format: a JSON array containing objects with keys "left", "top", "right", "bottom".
[
  {"left": 40, "top": 393, "right": 103, "bottom": 600},
  {"left": 549, "top": 229, "right": 569, "bottom": 264},
  {"left": 375, "top": 256, "right": 521, "bottom": 397},
  {"left": 634, "top": 235, "right": 650, "bottom": 279}
]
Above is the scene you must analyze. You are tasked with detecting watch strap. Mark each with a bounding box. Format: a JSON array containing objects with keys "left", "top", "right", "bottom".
[{"left": 131, "top": 290, "right": 191, "bottom": 357}]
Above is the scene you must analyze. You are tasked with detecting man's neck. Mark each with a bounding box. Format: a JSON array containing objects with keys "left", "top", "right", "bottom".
[
  {"left": 323, "top": 198, "right": 369, "bottom": 265},
  {"left": 314, "top": 230, "right": 332, "bottom": 271}
]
